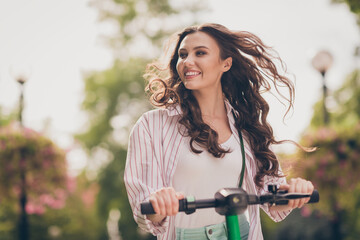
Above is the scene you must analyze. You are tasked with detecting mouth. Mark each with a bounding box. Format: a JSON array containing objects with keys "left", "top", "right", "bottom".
[{"left": 184, "top": 71, "right": 201, "bottom": 79}]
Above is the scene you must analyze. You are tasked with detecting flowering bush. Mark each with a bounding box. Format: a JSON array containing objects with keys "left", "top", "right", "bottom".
[
  {"left": 0, "top": 123, "right": 68, "bottom": 214},
  {"left": 293, "top": 123, "right": 360, "bottom": 217}
]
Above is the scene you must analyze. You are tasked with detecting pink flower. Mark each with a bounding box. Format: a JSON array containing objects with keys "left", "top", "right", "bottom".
[
  {"left": 66, "top": 176, "right": 77, "bottom": 193},
  {"left": 40, "top": 194, "right": 54, "bottom": 205},
  {"left": 300, "top": 206, "right": 312, "bottom": 217},
  {"left": 48, "top": 199, "right": 65, "bottom": 209},
  {"left": 316, "top": 169, "right": 325, "bottom": 178},
  {"left": 26, "top": 202, "right": 45, "bottom": 215}
]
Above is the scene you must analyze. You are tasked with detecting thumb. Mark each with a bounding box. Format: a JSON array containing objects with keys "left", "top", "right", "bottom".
[{"left": 278, "top": 184, "right": 290, "bottom": 191}]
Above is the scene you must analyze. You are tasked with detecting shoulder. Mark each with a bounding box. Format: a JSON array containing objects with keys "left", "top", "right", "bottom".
[
  {"left": 142, "top": 106, "right": 181, "bottom": 121},
  {"left": 133, "top": 105, "right": 181, "bottom": 130}
]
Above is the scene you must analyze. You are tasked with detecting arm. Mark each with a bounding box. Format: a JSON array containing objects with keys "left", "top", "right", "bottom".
[{"left": 124, "top": 115, "right": 169, "bottom": 235}]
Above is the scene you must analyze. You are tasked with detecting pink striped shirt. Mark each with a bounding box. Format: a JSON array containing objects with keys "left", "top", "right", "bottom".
[{"left": 124, "top": 100, "right": 291, "bottom": 239}]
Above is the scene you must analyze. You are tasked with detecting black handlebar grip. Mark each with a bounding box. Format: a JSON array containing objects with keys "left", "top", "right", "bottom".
[
  {"left": 140, "top": 202, "right": 156, "bottom": 215},
  {"left": 140, "top": 199, "right": 187, "bottom": 215},
  {"left": 308, "top": 189, "right": 319, "bottom": 203}
]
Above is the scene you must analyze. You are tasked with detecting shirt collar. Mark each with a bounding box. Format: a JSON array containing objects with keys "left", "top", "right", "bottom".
[{"left": 166, "top": 98, "right": 236, "bottom": 117}]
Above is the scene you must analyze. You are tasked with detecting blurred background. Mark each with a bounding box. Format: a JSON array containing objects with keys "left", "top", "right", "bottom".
[{"left": 0, "top": 0, "right": 359, "bottom": 239}]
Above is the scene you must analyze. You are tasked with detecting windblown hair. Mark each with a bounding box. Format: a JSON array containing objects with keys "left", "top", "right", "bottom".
[{"left": 145, "top": 23, "right": 296, "bottom": 188}]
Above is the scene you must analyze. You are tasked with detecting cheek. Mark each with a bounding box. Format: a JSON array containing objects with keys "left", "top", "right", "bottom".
[{"left": 176, "top": 61, "right": 183, "bottom": 76}]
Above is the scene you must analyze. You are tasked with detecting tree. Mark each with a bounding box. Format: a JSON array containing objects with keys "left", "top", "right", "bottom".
[
  {"left": 310, "top": 69, "right": 360, "bottom": 128},
  {"left": 0, "top": 123, "right": 67, "bottom": 240},
  {"left": 294, "top": 125, "right": 360, "bottom": 240},
  {"left": 276, "top": 67, "right": 360, "bottom": 240},
  {"left": 77, "top": 58, "right": 152, "bottom": 239}
]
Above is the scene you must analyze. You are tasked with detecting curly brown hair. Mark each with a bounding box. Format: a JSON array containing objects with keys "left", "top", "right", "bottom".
[{"left": 145, "top": 23, "right": 296, "bottom": 188}]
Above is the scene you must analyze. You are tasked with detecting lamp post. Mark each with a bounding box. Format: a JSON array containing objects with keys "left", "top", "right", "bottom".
[
  {"left": 311, "top": 50, "right": 333, "bottom": 125},
  {"left": 11, "top": 65, "right": 30, "bottom": 240},
  {"left": 16, "top": 76, "right": 26, "bottom": 126}
]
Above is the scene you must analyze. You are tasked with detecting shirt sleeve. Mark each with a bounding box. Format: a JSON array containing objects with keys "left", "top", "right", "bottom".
[
  {"left": 124, "top": 114, "right": 169, "bottom": 235},
  {"left": 258, "top": 166, "right": 292, "bottom": 222}
]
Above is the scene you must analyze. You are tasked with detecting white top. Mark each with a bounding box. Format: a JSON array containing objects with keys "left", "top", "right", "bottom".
[{"left": 172, "top": 134, "right": 247, "bottom": 228}]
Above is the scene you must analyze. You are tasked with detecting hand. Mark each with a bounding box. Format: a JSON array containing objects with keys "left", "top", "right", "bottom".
[
  {"left": 279, "top": 178, "right": 314, "bottom": 209},
  {"left": 146, "top": 187, "right": 184, "bottom": 223}
]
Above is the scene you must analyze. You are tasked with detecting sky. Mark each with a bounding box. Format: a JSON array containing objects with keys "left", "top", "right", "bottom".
[{"left": 0, "top": 0, "right": 359, "bottom": 174}]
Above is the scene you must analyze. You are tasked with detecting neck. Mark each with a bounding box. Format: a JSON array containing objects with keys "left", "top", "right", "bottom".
[{"left": 192, "top": 88, "right": 227, "bottom": 118}]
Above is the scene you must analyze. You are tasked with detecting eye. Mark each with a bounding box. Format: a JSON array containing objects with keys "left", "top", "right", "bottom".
[
  {"left": 196, "top": 51, "right": 206, "bottom": 56},
  {"left": 178, "top": 52, "right": 187, "bottom": 59}
]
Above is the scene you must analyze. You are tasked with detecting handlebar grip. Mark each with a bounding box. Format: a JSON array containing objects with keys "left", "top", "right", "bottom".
[
  {"left": 140, "top": 199, "right": 187, "bottom": 215},
  {"left": 308, "top": 189, "right": 319, "bottom": 203},
  {"left": 140, "top": 202, "right": 156, "bottom": 215}
]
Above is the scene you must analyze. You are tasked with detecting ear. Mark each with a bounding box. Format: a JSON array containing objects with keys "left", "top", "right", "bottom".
[{"left": 223, "top": 57, "right": 232, "bottom": 72}]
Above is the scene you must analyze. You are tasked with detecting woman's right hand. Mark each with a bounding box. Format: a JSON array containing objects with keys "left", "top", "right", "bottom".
[{"left": 146, "top": 187, "right": 184, "bottom": 223}]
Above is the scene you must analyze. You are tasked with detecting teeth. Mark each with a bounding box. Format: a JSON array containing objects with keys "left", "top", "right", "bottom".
[{"left": 185, "top": 72, "right": 200, "bottom": 76}]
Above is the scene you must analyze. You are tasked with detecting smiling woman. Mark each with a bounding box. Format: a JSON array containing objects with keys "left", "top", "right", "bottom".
[{"left": 124, "top": 23, "right": 315, "bottom": 240}]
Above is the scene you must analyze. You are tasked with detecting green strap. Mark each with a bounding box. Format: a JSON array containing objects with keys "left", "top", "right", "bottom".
[
  {"left": 232, "top": 110, "right": 246, "bottom": 188},
  {"left": 238, "top": 131, "right": 246, "bottom": 188}
]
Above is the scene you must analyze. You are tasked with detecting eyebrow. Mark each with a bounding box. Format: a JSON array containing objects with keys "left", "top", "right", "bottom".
[{"left": 178, "top": 46, "right": 210, "bottom": 51}]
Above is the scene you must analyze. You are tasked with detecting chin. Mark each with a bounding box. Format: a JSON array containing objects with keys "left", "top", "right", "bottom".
[{"left": 184, "top": 84, "right": 199, "bottom": 90}]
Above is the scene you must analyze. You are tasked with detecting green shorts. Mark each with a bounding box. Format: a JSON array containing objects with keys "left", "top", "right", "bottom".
[{"left": 175, "top": 214, "right": 249, "bottom": 240}]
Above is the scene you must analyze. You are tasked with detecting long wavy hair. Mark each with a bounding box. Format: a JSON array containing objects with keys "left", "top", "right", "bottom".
[{"left": 145, "top": 23, "right": 297, "bottom": 188}]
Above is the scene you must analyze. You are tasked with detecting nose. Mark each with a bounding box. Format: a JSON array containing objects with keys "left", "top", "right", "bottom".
[{"left": 183, "top": 55, "right": 195, "bottom": 67}]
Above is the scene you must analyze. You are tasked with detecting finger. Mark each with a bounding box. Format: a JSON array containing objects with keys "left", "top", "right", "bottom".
[
  {"left": 293, "top": 178, "right": 303, "bottom": 208},
  {"left": 149, "top": 195, "right": 161, "bottom": 215},
  {"left": 288, "top": 178, "right": 296, "bottom": 208},
  {"left": 278, "top": 184, "right": 290, "bottom": 191},
  {"left": 170, "top": 191, "right": 179, "bottom": 215},
  {"left": 298, "top": 179, "right": 307, "bottom": 207},
  {"left": 304, "top": 181, "right": 314, "bottom": 204},
  {"left": 160, "top": 188, "right": 174, "bottom": 216},
  {"left": 157, "top": 194, "right": 167, "bottom": 216}
]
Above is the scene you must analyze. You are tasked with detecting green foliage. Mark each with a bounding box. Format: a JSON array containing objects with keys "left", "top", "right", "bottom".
[
  {"left": 76, "top": 58, "right": 154, "bottom": 239},
  {"left": 290, "top": 125, "right": 360, "bottom": 239},
  {"left": 310, "top": 69, "right": 360, "bottom": 129},
  {"left": 331, "top": 70, "right": 360, "bottom": 126},
  {"left": 0, "top": 107, "right": 17, "bottom": 127},
  {"left": 90, "top": 0, "right": 207, "bottom": 51},
  {"left": 297, "top": 126, "right": 360, "bottom": 216},
  {"left": 277, "top": 69, "right": 360, "bottom": 239},
  {"left": 77, "top": 58, "right": 150, "bottom": 150},
  {"left": 25, "top": 172, "right": 102, "bottom": 240}
]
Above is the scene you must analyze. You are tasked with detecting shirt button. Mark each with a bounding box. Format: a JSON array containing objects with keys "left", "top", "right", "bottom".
[{"left": 208, "top": 229, "right": 213, "bottom": 235}]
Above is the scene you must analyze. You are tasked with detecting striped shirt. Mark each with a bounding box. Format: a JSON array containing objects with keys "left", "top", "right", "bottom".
[{"left": 124, "top": 100, "right": 291, "bottom": 240}]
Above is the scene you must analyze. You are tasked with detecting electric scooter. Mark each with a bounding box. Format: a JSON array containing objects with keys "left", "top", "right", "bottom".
[{"left": 141, "top": 185, "right": 319, "bottom": 240}]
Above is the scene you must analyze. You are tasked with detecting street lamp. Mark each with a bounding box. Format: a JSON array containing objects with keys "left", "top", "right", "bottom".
[
  {"left": 10, "top": 65, "right": 31, "bottom": 240},
  {"left": 311, "top": 50, "right": 333, "bottom": 125},
  {"left": 9, "top": 64, "right": 31, "bottom": 126}
]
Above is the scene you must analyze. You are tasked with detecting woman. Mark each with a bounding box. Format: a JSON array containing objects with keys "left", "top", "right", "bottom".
[{"left": 124, "top": 23, "right": 314, "bottom": 240}]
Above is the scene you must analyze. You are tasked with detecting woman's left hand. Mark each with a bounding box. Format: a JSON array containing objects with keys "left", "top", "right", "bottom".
[{"left": 278, "top": 178, "right": 314, "bottom": 209}]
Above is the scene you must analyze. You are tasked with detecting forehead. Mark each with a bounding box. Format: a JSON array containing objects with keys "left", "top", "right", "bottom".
[{"left": 178, "top": 31, "right": 220, "bottom": 51}]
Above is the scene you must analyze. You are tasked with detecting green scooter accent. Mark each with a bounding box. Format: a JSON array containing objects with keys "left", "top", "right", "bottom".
[{"left": 226, "top": 215, "right": 241, "bottom": 240}]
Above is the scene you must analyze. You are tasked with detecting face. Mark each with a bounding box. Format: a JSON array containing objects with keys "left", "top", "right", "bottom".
[{"left": 176, "top": 31, "right": 232, "bottom": 93}]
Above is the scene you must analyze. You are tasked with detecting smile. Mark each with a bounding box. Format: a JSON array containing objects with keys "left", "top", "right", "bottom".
[{"left": 184, "top": 71, "right": 201, "bottom": 78}]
